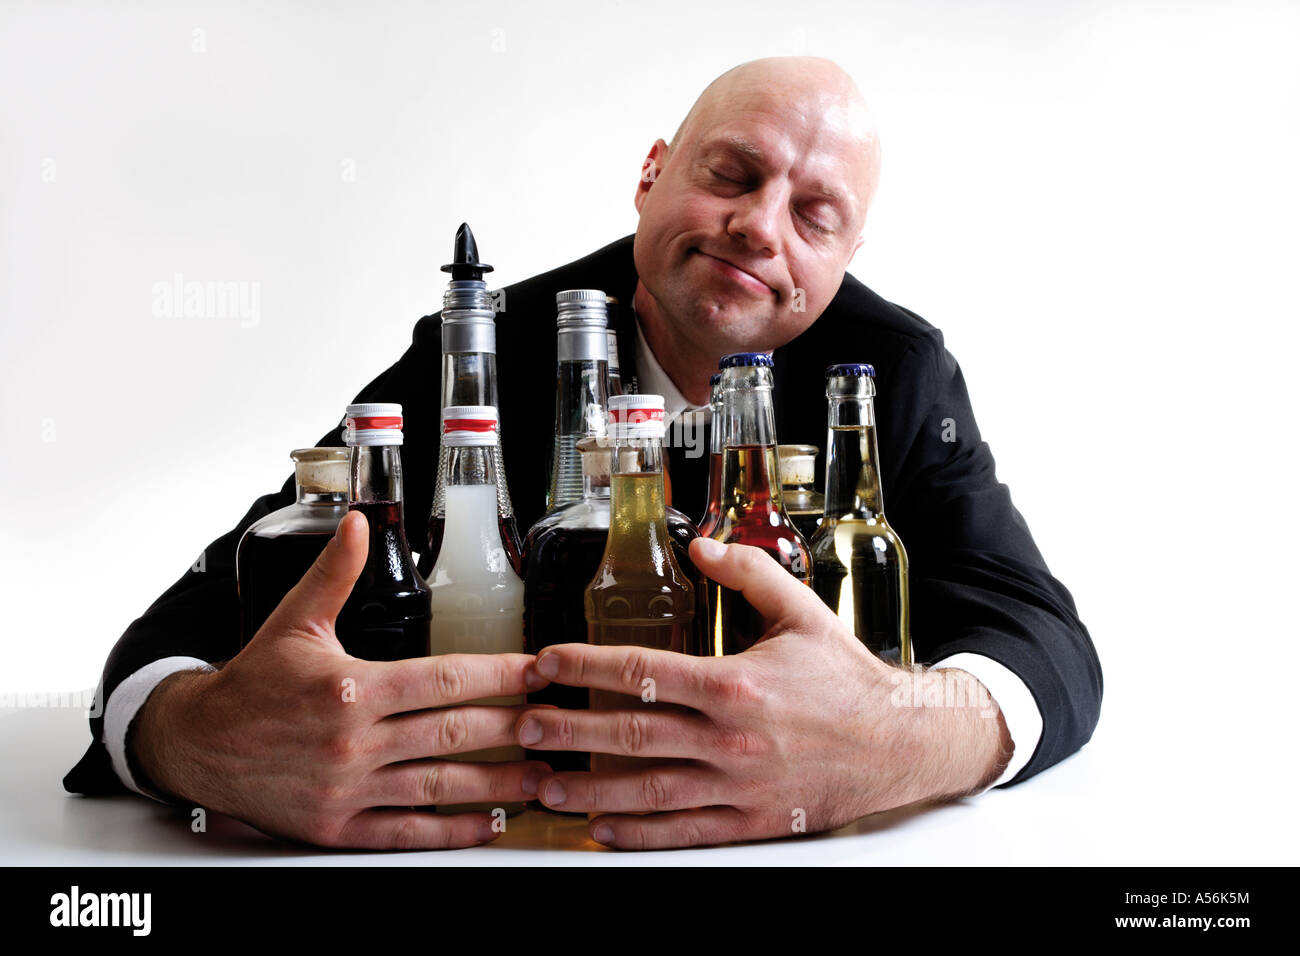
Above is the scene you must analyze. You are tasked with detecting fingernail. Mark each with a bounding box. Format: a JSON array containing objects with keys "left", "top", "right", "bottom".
[
  {"left": 524, "top": 666, "right": 548, "bottom": 691},
  {"left": 536, "top": 653, "right": 559, "bottom": 679},
  {"left": 543, "top": 780, "right": 567, "bottom": 807},
  {"left": 591, "top": 823, "right": 614, "bottom": 845},
  {"left": 522, "top": 769, "right": 543, "bottom": 796},
  {"left": 518, "top": 719, "right": 543, "bottom": 746},
  {"left": 693, "top": 537, "right": 726, "bottom": 559}
]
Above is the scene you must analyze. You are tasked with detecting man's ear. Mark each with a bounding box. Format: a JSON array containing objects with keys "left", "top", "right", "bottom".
[
  {"left": 846, "top": 234, "right": 865, "bottom": 268},
  {"left": 634, "top": 139, "right": 670, "bottom": 214}
]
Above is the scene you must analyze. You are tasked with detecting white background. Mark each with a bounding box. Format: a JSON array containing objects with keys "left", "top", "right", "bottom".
[{"left": 1, "top": 1, "right": 1297, "bottom": 862}]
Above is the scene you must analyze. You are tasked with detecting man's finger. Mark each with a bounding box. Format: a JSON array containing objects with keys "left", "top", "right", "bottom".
[
  {"left": 589, "top": 806, "right": 751, "bottom": 850},
  {"left": 689, "top": 537, "right": 827, "bottom": 628},
  {"left": 514, "top": 705, "right": 710, "bottom": 759},
  {"left": 528, "top": 643, "right": 736, "bottom": 711},
  {"left": 376, "top": 704, "right": 541, "bottom": 762},
  {"left": 368, "top": 759, "right": 550, "bottom": 809},
  {"left": 370, "top": 653, "right": 541, "bottom": 715},
  {"left": 332, "top": 807, "right": 496, "bottom": 850},
  {"left": 534, "top": 765, "right": 726, "bottom": 814},
  {"left": 261, "top": 510, "right": 369, "bottom": 641}
]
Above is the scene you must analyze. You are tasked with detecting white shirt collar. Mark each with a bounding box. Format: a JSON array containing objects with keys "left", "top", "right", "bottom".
[{"left": 633, "top": 313, "right": 710, "bottom": 427}]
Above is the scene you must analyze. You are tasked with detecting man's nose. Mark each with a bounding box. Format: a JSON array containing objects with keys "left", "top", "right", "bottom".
[{"left": 726, "top": 184, "right": 783, "bottom": 254}]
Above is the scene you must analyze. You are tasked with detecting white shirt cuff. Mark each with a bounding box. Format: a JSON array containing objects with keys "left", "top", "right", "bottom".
[
  {"left": 104, "top": 656, "right": 217, "bottom": 802},
  {"left": 929, "top": 652, "right": 1043, "bottom": 790}
]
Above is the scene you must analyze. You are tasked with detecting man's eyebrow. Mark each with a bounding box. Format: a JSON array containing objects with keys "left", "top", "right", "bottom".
[{"left": 700, "top": 136, "right": 766, "bottom": 163}]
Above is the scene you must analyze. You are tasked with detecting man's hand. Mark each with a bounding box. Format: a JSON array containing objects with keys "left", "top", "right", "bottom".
[
  {"left": 130, "top": 510, "right": 551, "bottom": 850},
  {"left": 514, "top": 536, "right": 1014, "bottom": 850}
]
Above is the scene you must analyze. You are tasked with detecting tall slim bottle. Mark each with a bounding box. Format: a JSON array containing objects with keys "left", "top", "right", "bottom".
[
  {"left": 708, "top": 353, "right": 812, "bottom": 655},
  {"left": 423, "top": 223, "right": 523, "bottom": 578},
  {"left": 604, "top": 295, "right": 624, "bottom": 398},
  {"left": 696, "top": 372, "right": 724, "bottom": 539},
  {"left": 809, "top": 364, "right": 912, "bottom": 664},
  {"left": 546, "top": 290, "right": 610, "bottom": 512},
  {"left": 337, "top": 403, "right": 431, "bottom": 660},
  {"left": 426, "top": 405, "right": 527, "bottom": 815},
  {"left": 585, "top": 395, "right": 699, "bottom": 775}
]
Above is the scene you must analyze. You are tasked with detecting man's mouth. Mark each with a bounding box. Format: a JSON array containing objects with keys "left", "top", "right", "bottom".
[{"left": 692, "top": 249, "right": 774, "bottom": 297}]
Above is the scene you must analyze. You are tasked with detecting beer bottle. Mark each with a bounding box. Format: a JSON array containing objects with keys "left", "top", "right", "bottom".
[
  {"left": 708, "top": 353, "right": 811, "bottom": 655},
  {"left": 423, "top": 223, "right": 523, "bottom": 578},
  {"left": 426, "top": 405, "right": 527, "bottom": 815},
  {"left": 585, "top": 394, "right": 700, "bottom": 775},
  {"left": 808, "top": 364, "right": 912, "bottom": 664},
  {"left": 337, "top": 403, "right": 431, "bottom": 661}
]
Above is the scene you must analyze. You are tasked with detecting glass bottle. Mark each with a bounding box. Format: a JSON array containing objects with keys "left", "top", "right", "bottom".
[
  {"left": 708, "top": 353, "right": 812, "bottom": 656},
  {"left": 778, "top": 444, "right": 824, "bottom": 541},
  {"left": 696, "top": 372, "right": 724, "bottom": 539},
  {"left": 585, "top": 395, "right": 699, "bottom": 776},
  {"left": 604, "top": 294, "right": 624, "bottom": 398},
  {"left": 809, "top": 364, "right": 912, "bottom": 664},
  {"left": 423, "top": 222, "right": 523, "bottom": 578},
  {"left": 337, "top": 402, "right": 431, "bottom": 660},
  {"left": 547, "top": 289, "right": 609, "bottom": 511},
  {"left": 426, "top": 405, "right": 527, "bottom": 815},
  {"left": 237, "top": 448, "right": 350, "bottom": 647}
]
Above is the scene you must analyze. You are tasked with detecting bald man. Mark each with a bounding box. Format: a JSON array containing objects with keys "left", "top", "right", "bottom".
[{"left": 65, "top": 57, "right": 1102, "bottom": 850}]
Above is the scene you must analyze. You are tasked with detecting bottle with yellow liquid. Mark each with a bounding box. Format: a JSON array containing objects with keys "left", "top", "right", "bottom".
[
  {"left": 426, "top": 405, "right": 527, "bottom": 815},
  {"left": 808, "top": 364, "right": 912, "bottom": 664},
  {"left": 584, "top": 394, "right": 701, "bottom": 776}
]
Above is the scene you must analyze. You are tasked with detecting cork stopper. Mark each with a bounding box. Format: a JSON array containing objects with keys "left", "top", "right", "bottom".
[
  {"left": 576, "top": 435, "right": 613, "bottom": 489},
  {"left": 777, "top": 444, "right": 818, "bottom": 487},
  {"left": 290, "top": 448, "right": 350, "bottom": 495}
]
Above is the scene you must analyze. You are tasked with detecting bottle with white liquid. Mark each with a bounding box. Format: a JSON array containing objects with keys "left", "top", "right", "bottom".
[{"left": 426, "top": 405, "right": 526, "bottom": 816}]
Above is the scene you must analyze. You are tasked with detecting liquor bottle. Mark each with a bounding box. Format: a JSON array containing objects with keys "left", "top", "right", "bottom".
[
  {"left": 809, "top": 364, "right": 912, "bottom": 664},
  {"left": 696, "top": 372, "right": 724, "bottom": 539},
  {"left": 778, "top": 444, "right": 825, "bottom": 540},
  {"left": 604, "top": 295, "right": 624, "bottom": 398},
  {"left": 547, "top": 289, "right": 610, "bottom": 511},
  {"left": 523, "top": 441, "right": 706, "bottom": 775},
  {"left": 426, "top": 405, "right": 527, "bottom": 815},
  {"left": 422, "top": 223, "right": 523, "bottom": 579},
  {"left": 585, "top": 395, "right": 699, "bottom": 776},
  {"left": 336, "top": 403, "right": 431, "bottom": 660},
  {"left": 237, "top": 448, "right": 350, "bottom": 647},
  {"left": 708, "top": 353, "right": 812, "bottom": 656}
]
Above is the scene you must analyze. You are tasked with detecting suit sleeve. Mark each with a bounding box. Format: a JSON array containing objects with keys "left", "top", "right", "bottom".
[
  {"left": 62, "top": 337, "right": 435, "bottom": 796},
  {"left": 882, "top": 327, "right": 1103, "bottom": 786}
]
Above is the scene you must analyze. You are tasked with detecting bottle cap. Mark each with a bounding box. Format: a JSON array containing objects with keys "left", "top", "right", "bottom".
[
  {"left": 344, "top": 403, "right": 403, "bottom": 446},
  {"left": 719, "top": 352, "right": 774, "bottom": 369},
  {"left": 826, "top": 363, "right": 876, "bottom": 378},
  {"left": 777, "top": 444, "right": 819, "bottom": 486},
  {"left": 290, "top": 448, "right": 350, "bottom": 495},
  {"left": 608, "top": 394, "right": 665, "bottom": 439},
  {"left": 442, "top": 405, "right": 499, "bottom": 447}
]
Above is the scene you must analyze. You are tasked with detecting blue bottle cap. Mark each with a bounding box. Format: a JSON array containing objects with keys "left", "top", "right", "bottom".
[
  {"left": 709, "top": 372, "right": 722, "bottom": 385},
  {"left": 825, "top": 363, "right": 876, "bottom": 378},
  {"left": 719, "top": 352, "right": 775, "bottom": 369}
]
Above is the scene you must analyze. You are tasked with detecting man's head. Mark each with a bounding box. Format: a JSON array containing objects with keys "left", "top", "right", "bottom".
[{"left": 632, "top": 56, "right": 881, "bottom": 367}]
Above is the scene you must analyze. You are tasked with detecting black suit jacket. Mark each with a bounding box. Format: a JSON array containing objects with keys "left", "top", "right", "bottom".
[{"left": 64, "top": 235, "right": 1102, "bottom": 795}]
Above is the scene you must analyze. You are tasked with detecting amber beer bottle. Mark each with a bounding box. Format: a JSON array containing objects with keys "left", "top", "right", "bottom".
[
  {"left": 708, "top": 353, "right": 811, "bottom": 655},
  {"left": 696, "top": 372, "right": 724, "bottom": 539},
  {"left": 808, "top": 364, "right": 912, "bottom": 664},
  {"left": 585, "top": 395, "right": 700, "bottom": 775}
]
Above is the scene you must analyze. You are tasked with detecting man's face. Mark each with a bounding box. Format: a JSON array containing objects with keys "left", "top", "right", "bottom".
[{"left": 633, "top": 84, "right": 876, "bottom": 359}]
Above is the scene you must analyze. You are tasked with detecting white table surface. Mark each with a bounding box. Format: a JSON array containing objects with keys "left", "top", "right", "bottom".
[{"left": 0, "top": 704, "right": 1284, "bottom": 866}]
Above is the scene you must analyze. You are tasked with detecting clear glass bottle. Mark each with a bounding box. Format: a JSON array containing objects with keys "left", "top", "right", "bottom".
[
  {"left": 604, "top": 294, "right": 624, "bottom": 398},
  {"left": 237, "top": 448, "right": 350, "bottom": 647},
  {"left": 424, "top": 223, "right": 523, "bottom": 578},
  {"left": 337, "top": 402, "right": 431, "bottom": 661},
  {"left": 696, "top": 372, "right": 724, "bottom": 539},
  {"left": 547, "top": 289, "right": 609, "bottom": 511},
  {"left": 585, "top": 395, "right": 699, "bottom": 776},
  {"left": 426, "top": 405, "right": 527, "bottom": 815},
  {"left": 778, "top": 444, "right": 824, "bottom": 541},
  {"left": 708, "top": 353, "right": 812, "bottom": 656},
  {"left": 809, "top": 364, "right": 912, "bottom": 664}
]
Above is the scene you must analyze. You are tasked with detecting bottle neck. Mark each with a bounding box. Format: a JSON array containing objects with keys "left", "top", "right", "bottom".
[
  {"left": 549, "top": 359, "right": 609, "bottom": 510},
  {"left": 295, "top": 483, "right": 348, "bottom": 507},
  {"left": 444, "top": 443, "right": 500, "bottom": 491},
  {"left": 351, "top": 445, "right": 405, "bottom": 504},
  {"left": 718, "top": 378, "right": 786, "bottom": 517},
  {"left": 606, "top": 434, "right": 673, "bottom": 570},
  {"left": 441, "top": 351, "right": 500, "bottom": 408},
  {"left": 824, "top": 395, "right": 885, "bottom": 520}
]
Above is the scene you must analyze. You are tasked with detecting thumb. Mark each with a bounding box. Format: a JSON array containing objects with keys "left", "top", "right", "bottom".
[
  {"left": 261, "top": 510, "right": 370, "bottom": 638},
  {"left": 689, "top": 536, "right": 826, "bottom": 627}
]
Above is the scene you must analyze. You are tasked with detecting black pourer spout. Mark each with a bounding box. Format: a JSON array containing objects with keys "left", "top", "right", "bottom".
[{"left": 441, "top": 223, "right": 494, "bottom": 281}]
